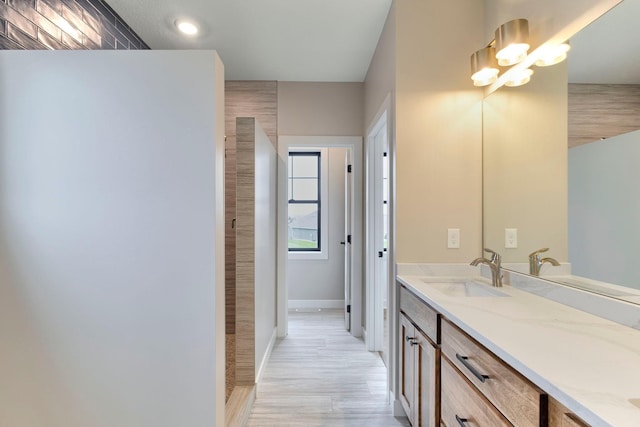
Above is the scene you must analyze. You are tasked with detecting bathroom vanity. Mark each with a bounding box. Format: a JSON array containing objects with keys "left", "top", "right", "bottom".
[{"left": 397, "top": 266, "right": 640, "bottom": 427}]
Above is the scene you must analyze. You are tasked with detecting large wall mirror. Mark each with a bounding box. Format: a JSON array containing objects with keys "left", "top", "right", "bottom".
[{"left": 483, "top": 0, "right": 640, "bottom": 302}]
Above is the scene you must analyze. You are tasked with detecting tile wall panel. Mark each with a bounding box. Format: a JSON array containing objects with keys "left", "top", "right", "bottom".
[
  {"left": 225, "top": 81, "right": 278, "bottom": 336},
  {"left": 0, "top": 0, "right": 148, "bottom": 50}
]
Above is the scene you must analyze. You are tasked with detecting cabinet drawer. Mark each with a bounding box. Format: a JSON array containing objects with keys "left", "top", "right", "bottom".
[
  {"left": 549, "top": 397, "right": 590, "bottom": 427},
  {"left": 441, "top": 357, "right": 511, "bottom": 427},
  {"left": 400, "top": 285, "right": 439, "bottom": 343},
  {"left": 441, "top": 319, "right": 545, "bottom": 427}
]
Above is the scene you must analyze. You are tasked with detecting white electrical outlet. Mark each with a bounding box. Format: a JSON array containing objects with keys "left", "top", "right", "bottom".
[
  {"left": 505, "top": 228, "right": 518, "bottom": 248},
  {"left": 447, "top": 228, "right": 460, "bottom": 249}
]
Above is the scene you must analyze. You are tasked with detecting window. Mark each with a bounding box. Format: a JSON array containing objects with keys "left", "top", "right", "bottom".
[{"left": 288, "top": 151, "right": 321, "bottom": 251}]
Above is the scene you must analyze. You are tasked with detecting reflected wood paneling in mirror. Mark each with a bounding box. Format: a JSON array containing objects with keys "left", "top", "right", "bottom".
[{"left": 568, "top": 84, "right": 640, "bottom": 148}]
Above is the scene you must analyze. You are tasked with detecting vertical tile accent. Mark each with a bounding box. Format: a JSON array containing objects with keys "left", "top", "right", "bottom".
[
  {"left": 225, "top": 81, "right": 278, "bottom": 333},
  {"left": 568, "top": 83, "right": 640, "bottom": 148},
  {"left": 236, "top": 117, "right": 258, "bottom": 386},
  {"left": 225, "top": 81, "right": 277, "bottom": 396},
  {"left": 226, "top": 81, "right": 278, "bottom": 148},
  {"left": 0, "top": 0, "right": 148, "bottom": 50},
  {"left": 226, "top": 135, "right": 238, "bottom": 336}
]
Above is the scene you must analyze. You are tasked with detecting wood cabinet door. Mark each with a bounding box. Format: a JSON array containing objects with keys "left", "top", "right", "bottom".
[
  {"left": 400, "top": 313, "right": 416, "bottom": 424},
  {"left": 416, "top": 330, "right": 439, "bottom": 427}
]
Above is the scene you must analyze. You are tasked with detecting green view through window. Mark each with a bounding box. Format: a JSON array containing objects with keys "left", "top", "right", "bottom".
[{"left": 288, "top": 152, "right": 321, "bottom": 251}]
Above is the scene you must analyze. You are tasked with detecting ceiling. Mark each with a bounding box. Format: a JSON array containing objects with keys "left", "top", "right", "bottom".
[
  {"left": 569, "top": 0, "right": 640, "bottom": 84},
  {"left": 105, "top": 0, "right": 393, "bottom": 82}
]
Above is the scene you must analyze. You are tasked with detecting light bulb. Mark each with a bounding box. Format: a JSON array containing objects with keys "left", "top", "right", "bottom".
[
  {"left": 535, "top": 42, "right": 571, "bottom": 67},
  {"left": 505, "top": 68, "right": 533, "bottom": 87},
  {"left": 176, "top": 20, "right": 199, "bottom": 36}
]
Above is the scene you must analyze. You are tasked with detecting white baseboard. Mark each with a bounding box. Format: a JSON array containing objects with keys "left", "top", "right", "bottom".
[
  {"left": 288, "top": 299, "right": 344, "bottom": 309},
  {"left": 392, "top": 394, "right": 407, "bottom": 417},
  {"left": 255, "top": 327, "right": 277, "bottom": 389}
]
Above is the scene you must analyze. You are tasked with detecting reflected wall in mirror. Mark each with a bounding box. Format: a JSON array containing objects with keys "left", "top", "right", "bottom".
[
  {"left": 483, "top": 63, "right": 568, "bottom": 264},
  {"left": 483, "top": 0, "right": 640, "bottom": 299}
]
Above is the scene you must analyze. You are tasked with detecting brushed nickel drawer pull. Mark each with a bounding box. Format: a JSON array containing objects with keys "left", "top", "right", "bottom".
[
  {"left": 455, "top": 415, "right": 469, "bottom": 426},
  {"left": 456, "top": 353, "right": 489, "bottom": 383}
]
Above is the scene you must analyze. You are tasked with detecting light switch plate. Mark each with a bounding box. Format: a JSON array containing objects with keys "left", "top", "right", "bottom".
[
  {"left": 505, "top": 228, "right": 518, "bottom": 248},
  {"left": 447, "top": 228, "right": 460, "bottom": 249}
]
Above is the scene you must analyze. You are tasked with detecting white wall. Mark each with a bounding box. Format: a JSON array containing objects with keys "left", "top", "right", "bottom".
[
  {"left": 569, "top": 130, "right": 640, "bottom": 289},
  {"left": 0, "top": 50, "right": 225, "bottom": 427},
  {"left": 288, "top": 148, "right": 347, "bottom": 307},
  {"left": 253, "top": 121, "right": 278, "bottom": 375}
]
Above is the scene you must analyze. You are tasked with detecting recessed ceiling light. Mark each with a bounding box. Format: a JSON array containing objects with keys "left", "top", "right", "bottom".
[{"left": 175, "top": 19, "right": 199, "bottom": 36}]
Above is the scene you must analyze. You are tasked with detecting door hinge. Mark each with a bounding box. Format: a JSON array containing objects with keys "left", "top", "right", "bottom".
[
  {"left": 378, "top": 251, "right": 383, "bottom": 258},
  {"left": 383, "top": 152, "right": 388, "bottom": 157},
  {"left": 347, "top": 234, "right": 352, "bottom": 244},
  {"left": 346, "top": 305, "right": 351, "bottom": 313},
  {"left": 347, "top": 164, "right": 352, "bottom": 173}
]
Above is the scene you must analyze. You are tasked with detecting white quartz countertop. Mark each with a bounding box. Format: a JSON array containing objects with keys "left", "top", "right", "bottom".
[{"left": 397, "top": 274, "right": 640, "bottom": 427}]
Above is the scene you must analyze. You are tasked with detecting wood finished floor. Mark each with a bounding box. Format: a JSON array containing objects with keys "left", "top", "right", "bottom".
[{"left": 246, "top": 309, "right": 410, "bottom": 427}]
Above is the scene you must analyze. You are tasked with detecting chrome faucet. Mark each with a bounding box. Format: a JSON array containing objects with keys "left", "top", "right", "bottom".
[
  {"left": 470, "top": 248, "right": 503, "bottom": 287},
  {"left": 528, "top": 248, "right": 560, "bottom": 276}
]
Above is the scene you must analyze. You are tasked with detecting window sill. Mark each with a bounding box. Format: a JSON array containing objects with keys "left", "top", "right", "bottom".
[{"left": 288, "top": 250, "right": 328, "bottom": 261}]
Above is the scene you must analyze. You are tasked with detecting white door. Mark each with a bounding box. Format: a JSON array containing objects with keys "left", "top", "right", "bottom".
[
  {"left": 344, "top": 149, "right": 353, "bottom": 331},
  {"left": 373, "top": 126, "right": 389, "bottom": 352},
  {"left": 366, "top": 112, "right": 390, "bottom": 355}
]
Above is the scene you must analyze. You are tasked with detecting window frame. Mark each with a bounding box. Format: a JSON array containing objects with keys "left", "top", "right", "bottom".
[
  {"left": 287, "top": 147, "right": 329, "bottom": 260},
  {"left": 288, "top": 151, "right": 322, "bottom": 252}
]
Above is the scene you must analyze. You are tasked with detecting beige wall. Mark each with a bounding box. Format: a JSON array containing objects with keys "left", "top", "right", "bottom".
[
  {"left": 394, "top": 0, "right": 484, "bottom": 263},
  {"left": 483, "top": 64, "right": 568, "bottom": 263},
  {"left": 278, "top": 82, "right": 364, "bottom": 136},
  {"left": 364, "top": 1, "right": 396, "bottom": 130},
  {"left": 484, "top": 0, "right": 622, "bottom": 61}
]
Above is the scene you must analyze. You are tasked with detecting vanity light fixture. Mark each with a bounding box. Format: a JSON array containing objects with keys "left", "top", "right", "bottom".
[
  {"left": 505, "top": 68, "right": 533, "bottom": 87},
  {"left": 470, "top": 46, "right": 500, "bottom": 87},
  {"left": 535, "top": 41, "right": 571, "bottom": 67},
  {"left": 470, "top": 18, "right": 531, "bottom": 87},
  {"left": 495, "top": 19, "right": 530, "bottom": 66},
  {"left": 175, "top": 19, "right": 199, "bottom": 36},
  {"left": 470, "top": 18, "right": 570, "bottom": 89}
]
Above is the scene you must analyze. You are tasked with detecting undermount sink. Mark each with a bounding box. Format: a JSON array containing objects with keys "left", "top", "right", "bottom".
[{"left": 422, "top": 280, "right": 509, "bottom": 298}]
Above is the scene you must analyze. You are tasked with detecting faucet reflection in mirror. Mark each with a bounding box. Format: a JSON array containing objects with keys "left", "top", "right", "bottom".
[
  {"left": 470, "top": 18, "right": 571, "bottom": 88},
  {"left": 471, "top": 248, "right": 503, "bottom": 287},
  {"left": 528, "top": 248, "right": 560, "bottom": 276}
]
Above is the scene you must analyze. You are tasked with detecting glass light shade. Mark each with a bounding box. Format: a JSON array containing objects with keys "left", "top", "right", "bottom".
[
  {"left": 535, "top": 42, "right": 571, "bottom": 67},
  {"left": 495, "top": 19, "right": 530, "bottom": 66},
  {"left": 470, "top": 47, "right": 500, "bottom": 87},
  {"left": 505, "top": 68, "right": 534, "bottom": 87}
]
